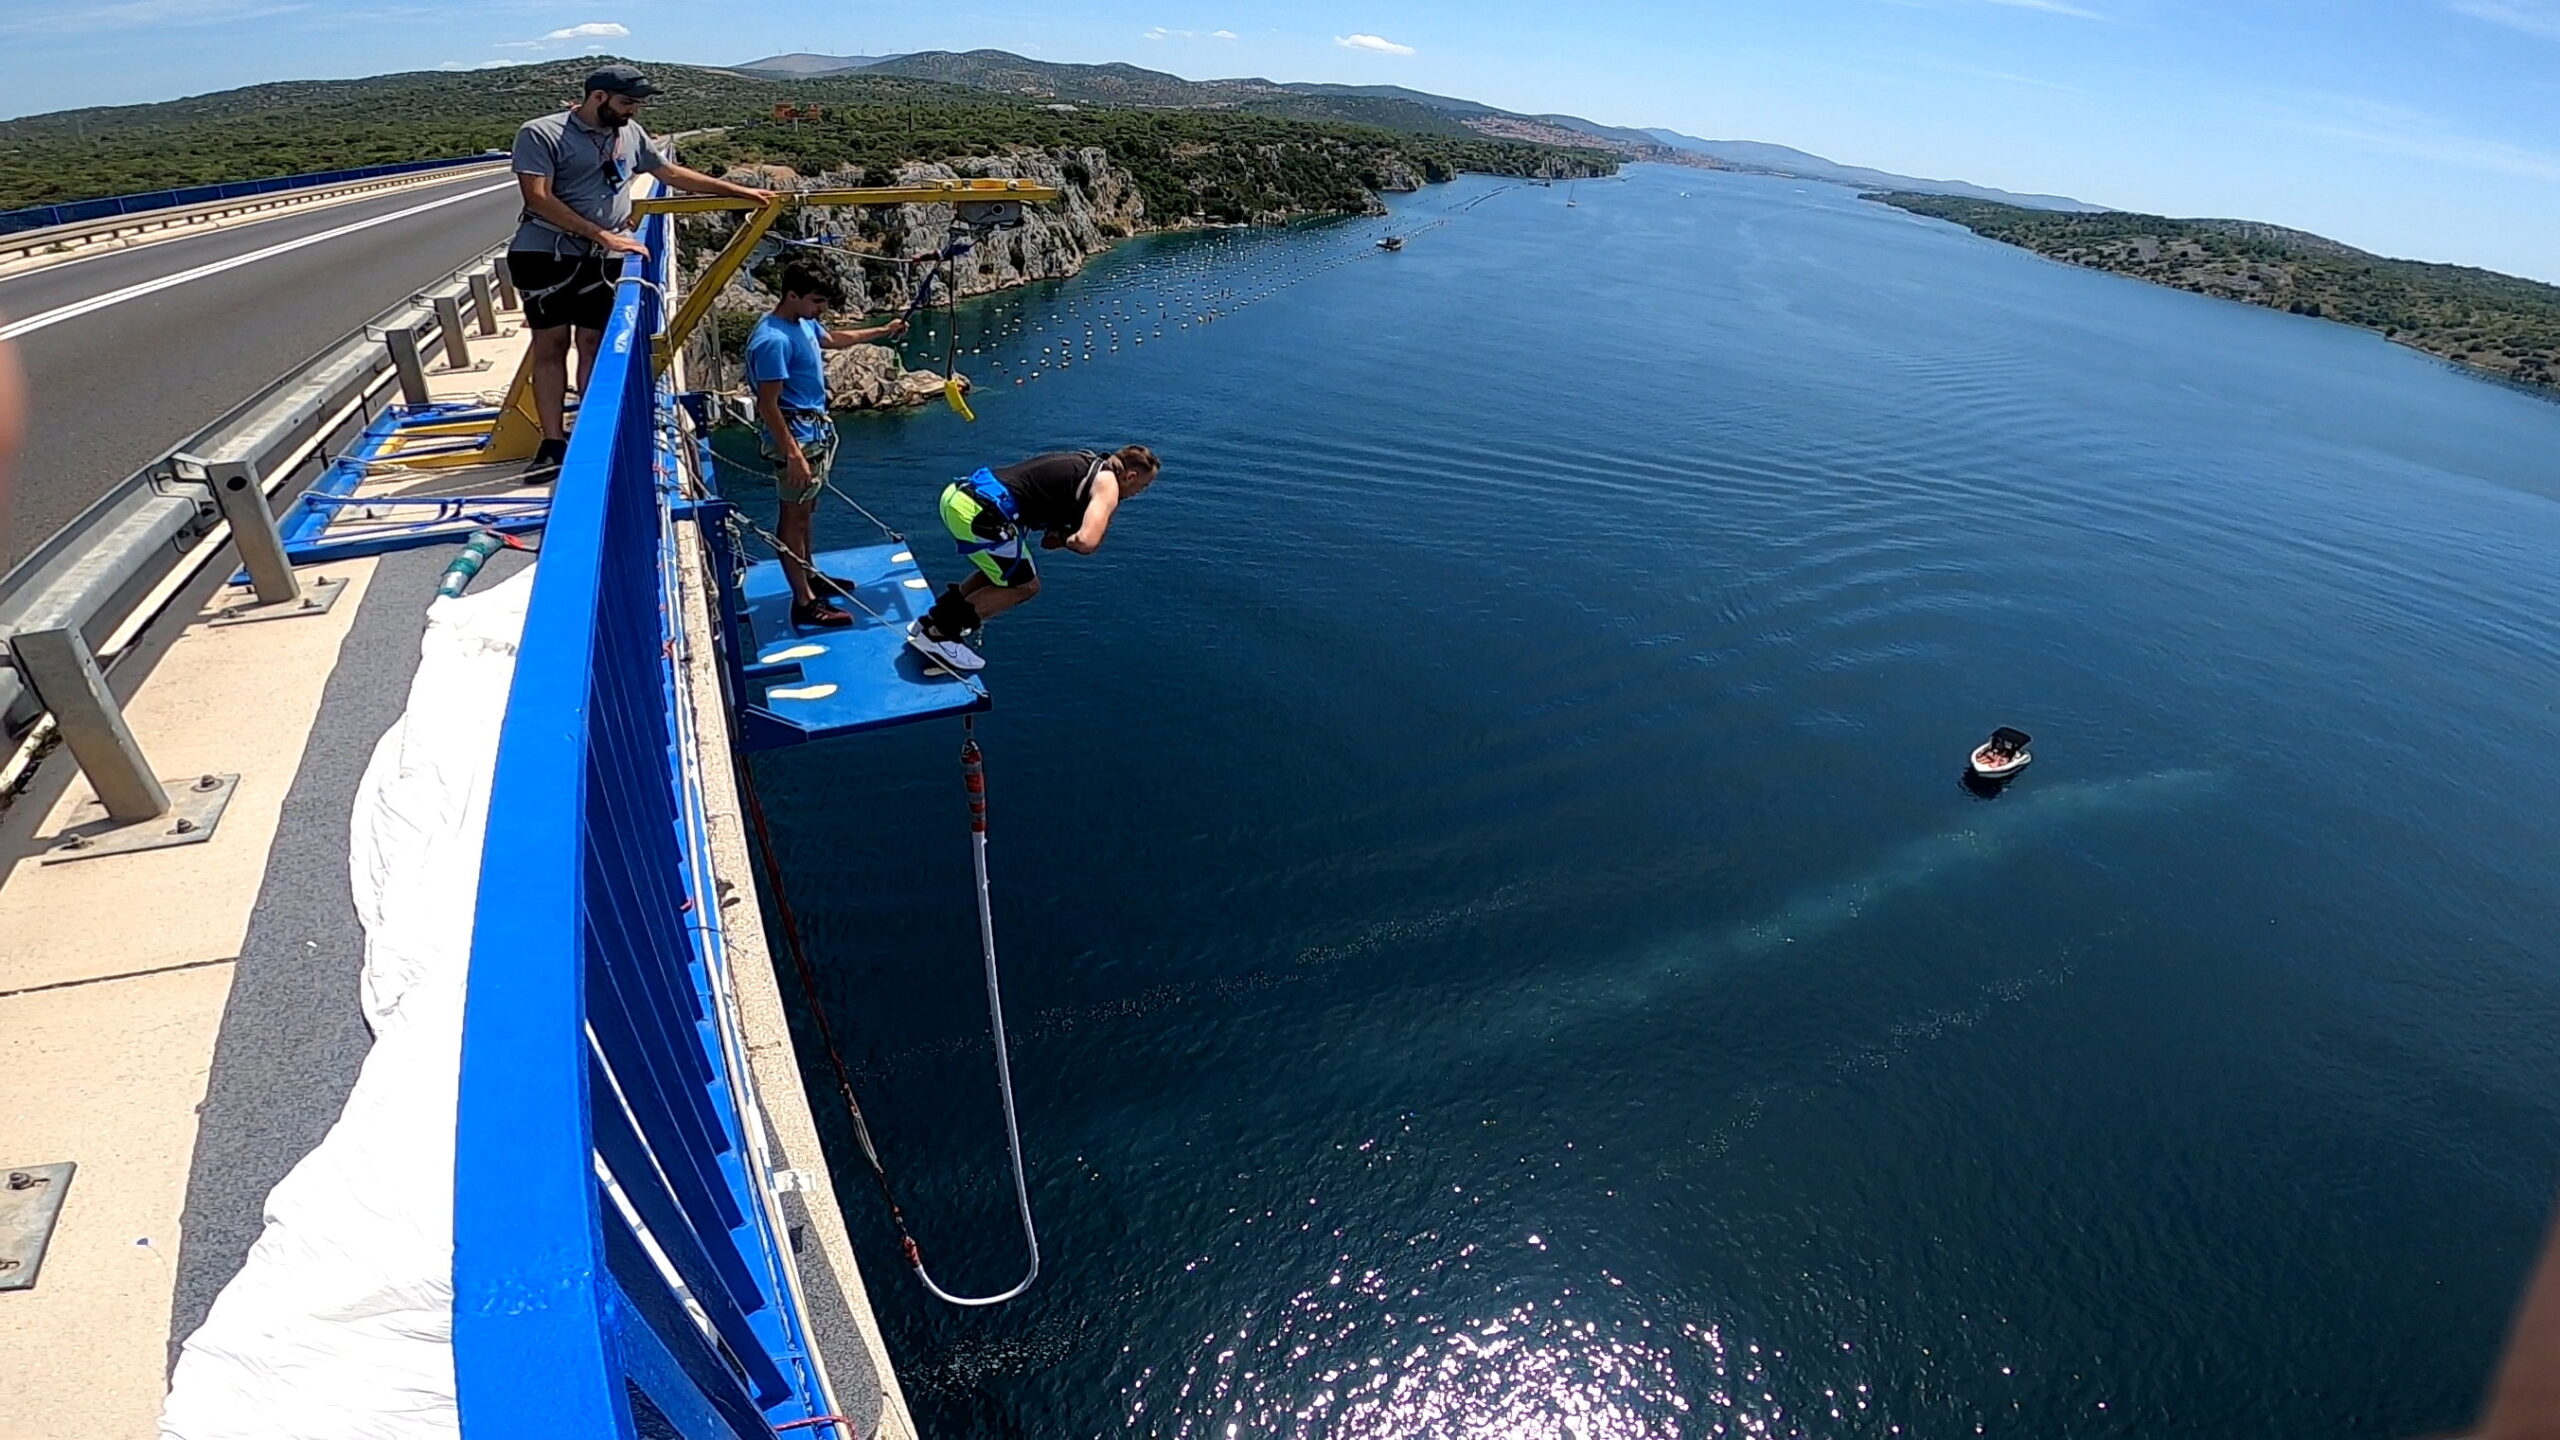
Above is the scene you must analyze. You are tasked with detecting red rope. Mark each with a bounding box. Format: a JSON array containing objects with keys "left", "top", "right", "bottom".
[
  {"left": 737, "top": 760, "right": 926, "bottom": 1255},
  {"left": 774, "top": 1416, "right": 859, "bottom": 1436}
]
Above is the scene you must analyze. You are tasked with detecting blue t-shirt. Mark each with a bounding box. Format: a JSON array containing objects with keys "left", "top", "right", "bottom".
[{"left": 744, "top": 314, "right": 829, "bottom": 415}]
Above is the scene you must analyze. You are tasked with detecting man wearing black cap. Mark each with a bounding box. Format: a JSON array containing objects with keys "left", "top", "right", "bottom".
[{"left": 508, "top": 64, "right": 773, "bottom": 478}]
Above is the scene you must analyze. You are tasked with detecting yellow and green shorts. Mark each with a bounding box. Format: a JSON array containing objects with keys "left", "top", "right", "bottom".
[{"left": 940, "top": 478, "right": 1037, "bottom": 587}]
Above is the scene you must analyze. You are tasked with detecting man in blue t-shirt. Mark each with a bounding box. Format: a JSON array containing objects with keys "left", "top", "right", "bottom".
[{"left": 746, "top": 261, "right": 909, "bottom": 629}]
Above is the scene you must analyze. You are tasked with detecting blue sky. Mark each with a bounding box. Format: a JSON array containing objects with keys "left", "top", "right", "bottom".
[{"left": 5, "top": 0, "right": 2560, "bottom": 280}]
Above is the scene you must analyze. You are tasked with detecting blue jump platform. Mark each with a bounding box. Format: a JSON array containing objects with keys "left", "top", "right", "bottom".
[{"left": 731, "top": 540, "right": 989, "bottom": 750}]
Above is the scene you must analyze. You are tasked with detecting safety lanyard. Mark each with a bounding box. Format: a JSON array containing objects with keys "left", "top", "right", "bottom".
[{"left": 580, "top": 124, "right": 628, "bottom": 189}]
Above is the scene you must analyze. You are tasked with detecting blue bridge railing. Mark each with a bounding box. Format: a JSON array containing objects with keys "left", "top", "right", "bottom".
[
  {"left": 0, "top": 153, "right": 499, "bottom": 236},
  {"left": 451, "top": 209, "right": 837, "bottom": 1437}
]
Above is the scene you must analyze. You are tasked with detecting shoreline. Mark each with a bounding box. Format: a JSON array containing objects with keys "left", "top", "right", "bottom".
[
  {"left": 2018, "top": 240, "right": 2560, "bottom": 403},
  {"left": 740, "top": 170, "right": 1516, "bottom": 412},
  {"left": 1870, "top": 191, "right": 2560, "bottom": 402}
]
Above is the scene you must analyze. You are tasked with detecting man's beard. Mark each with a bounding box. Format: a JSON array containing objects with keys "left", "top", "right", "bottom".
[{"left": 600, "top": 107, "right": 633, "bottom": 128}]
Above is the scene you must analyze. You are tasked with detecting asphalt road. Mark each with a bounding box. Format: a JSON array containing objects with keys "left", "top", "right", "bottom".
[{"left": 0, "top": 168, "right": 524, "bottom": 569}]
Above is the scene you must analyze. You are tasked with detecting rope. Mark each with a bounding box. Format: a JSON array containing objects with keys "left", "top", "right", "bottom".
[
  {"left": 918, "top": 711, "right": 1041, "bottom": 1307},
  {"left": 692, "top": 389, "right": 1033, "bottom": 1308},
  {"left": 720, "top": 506, "right": 988, "bottom": 698},
  {"left": 735, "top": 715, "right": 1040, "bottom": 1309},
  {"left": 820, "top": 476, "right": 907, "bottom": 548},
  {"left": 705, "top": 438, "right": 909, "bottom": 550},
  {"left": 736, "top": 763, "right": 922, "bottom": 1252},
  {"left": 773, "top": 1418, "right": 859, "bottom": 1437},
  {"left": 942, "top": 239, "right": 965, "bottom": 392},
  {"left": 779, "top": 236, "right": 933, "bottom": 268},
  {"left": 675, "top": 397, "right": 987, "bottom": 697}
]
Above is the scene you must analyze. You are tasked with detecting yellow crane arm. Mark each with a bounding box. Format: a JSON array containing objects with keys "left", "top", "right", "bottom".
[{"left": 636, "top": 180, "right": 1062, "bottom": 371}]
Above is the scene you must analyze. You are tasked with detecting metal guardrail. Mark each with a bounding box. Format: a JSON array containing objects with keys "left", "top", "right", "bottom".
[
  {"left": 452, "top": 207, "right": 839, "bottom": 1436},
  {"left": 0, "top": 153, "right": 503, "bottom": 240},
  {"left": 0, "top": 244, "right": 512, "bottom": 770}
]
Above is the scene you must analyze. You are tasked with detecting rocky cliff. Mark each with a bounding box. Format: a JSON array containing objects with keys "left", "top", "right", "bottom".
[
  {"left": 817, "top": 343, "right": 971, "bottom": 410},
  {"left": 701, "top": 147, "right": 1148, "bottom": 407}
]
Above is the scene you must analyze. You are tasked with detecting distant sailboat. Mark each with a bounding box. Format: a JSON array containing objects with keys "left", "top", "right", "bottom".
[{"left": 1566, "top": 176, "right": 1579, "bottom": 208}]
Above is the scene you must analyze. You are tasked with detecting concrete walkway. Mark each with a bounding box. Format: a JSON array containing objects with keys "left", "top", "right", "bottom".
[{"left": 0, "top": 319, "right": 537, "bottom": 1440}]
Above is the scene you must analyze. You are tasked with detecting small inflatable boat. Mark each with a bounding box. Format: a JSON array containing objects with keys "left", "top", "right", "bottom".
[
  {"left": 1377, "top": 236, "right": 1404, "bottom": 251},
  {"left": 1968, "top": 727, "right": 2033, "bottom": 781}
]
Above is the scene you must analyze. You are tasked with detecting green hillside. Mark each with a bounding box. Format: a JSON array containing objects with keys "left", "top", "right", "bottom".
[
  {"left": 1237, "top": 96, "right": 1480, "bottom": 139},
  {"left": 863, "top": 50, "right": 1285, "bottom": 106},
  {"left": 1882, "top": 193, "right": 2560, "bottom": 391},
  {"left": 684, "top": 97, "right": 1613, "bottom": 223},
  {"left": 864, "top": 51, "right": 1504, "bottom": 138},
  {"left": 0, "top": 57, "right": 1610, "bottom": 213},
  {"left": 0, "top": 60, "right": 760, "bottom": 207}
]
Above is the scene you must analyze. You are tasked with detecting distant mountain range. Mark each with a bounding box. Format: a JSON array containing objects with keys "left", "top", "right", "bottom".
[
  {"left": 733, "top": 52, "right": 906, "bottom": 76},
  {"left": 1641, "top": 133, "right": 2105, "bottom": 213},
  {"left": 728, "top": 48, "right": 2101, "bottom": 212}
]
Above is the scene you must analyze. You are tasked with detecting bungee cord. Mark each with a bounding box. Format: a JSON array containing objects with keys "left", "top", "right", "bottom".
[
  {"left": 686, "top": 393, "right": 1036, "bottom": 1306},
  {"left": 736, "top": 714, "right": 1038, "bottom": 1310},
  {"left": 692, "top": 178, "right": 1553, "bottom": 1310}
]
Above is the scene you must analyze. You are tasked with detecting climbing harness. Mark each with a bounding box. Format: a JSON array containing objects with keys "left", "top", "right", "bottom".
[
  {"left": 949, "top": 454, "right": 1102, "bottom": 567},
  {"left": 954, "top": 465, "right": 1023, "bottom": 532},
  {"left": 736, "top": 713, "right": 1039, "bottom": 1308},
  {"left": 515, "top": 265, "right": 611, "bottom": 309}
]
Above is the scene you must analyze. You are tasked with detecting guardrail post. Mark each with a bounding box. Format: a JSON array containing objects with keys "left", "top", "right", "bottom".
[
  {"left": 383, "top": 324, "right": 433, "bottom": 406},
  {"left": 470, "top": 273, "right": 501, "bottom": 335},
  {"left": 492, "top": 258, "right": 519, "bottom": 311},
  {"left": 9, "top": 629, "right": 167, "bottom": 824},
  {"left": 10, "top": 626, "right": 242, "bottom": 863},
  {"left": 434, "top": 294, "right": 473, "bottom": 370},
  {"left": 176, "top": 454, "right": 347, "bottom": 624}
]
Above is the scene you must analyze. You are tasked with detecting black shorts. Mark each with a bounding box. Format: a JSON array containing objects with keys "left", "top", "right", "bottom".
[{"left": 505, "top": 250, "right": 622, "bottom": 333}]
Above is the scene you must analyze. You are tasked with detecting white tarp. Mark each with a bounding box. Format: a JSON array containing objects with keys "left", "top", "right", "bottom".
[{"left": 161, "top": 568, "right": 533, "bottom": 1440}]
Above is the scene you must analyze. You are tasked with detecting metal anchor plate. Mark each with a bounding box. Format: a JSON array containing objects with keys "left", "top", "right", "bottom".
[
  {"left": 40, "top": 772, "right": 239, "bottom": 864},
  {"left": 0, "top": 1162, "right": 77, "bottom": 1292}
]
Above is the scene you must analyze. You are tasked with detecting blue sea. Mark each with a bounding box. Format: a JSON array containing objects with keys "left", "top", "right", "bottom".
[{"left": 734, "top": 165, "right": 2560, "bottom": 1438}]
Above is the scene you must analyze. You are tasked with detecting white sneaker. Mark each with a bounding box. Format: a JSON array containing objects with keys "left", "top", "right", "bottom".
[{"left": 906, "top": 621, "right": 987, "bottom": 673}]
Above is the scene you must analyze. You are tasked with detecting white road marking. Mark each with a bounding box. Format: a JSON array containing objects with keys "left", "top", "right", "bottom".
[
  {"left": 0, "top": 164, "right": 508, "bottom": 288},
  {"left": 0, "top": 180, "right": 515, "bottom": 341}
]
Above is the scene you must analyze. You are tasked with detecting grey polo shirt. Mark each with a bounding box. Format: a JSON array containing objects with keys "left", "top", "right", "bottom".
[{"left": 508, "top": 109, "right": 668, "bottom": 257}]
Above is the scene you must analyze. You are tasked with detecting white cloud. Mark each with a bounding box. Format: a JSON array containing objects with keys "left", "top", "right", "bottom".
[
  {"left": 1143, "top": 25, "right": 1239, "bottom": 41},
  {"left": 2448, "top": 0, "right": 2560, "bottom": 38},
  {"left": 438, "top": 58, "right": 515, "bottom": 70},
  {"left": 488, "top": 18, "right": 627, "bottom": 54},
  {"left": 1214, "top": 28, "right": 1238, "bottom": 37},
  {"left": 1334, "top": 32, "right": 1415, "bottom": 54}
]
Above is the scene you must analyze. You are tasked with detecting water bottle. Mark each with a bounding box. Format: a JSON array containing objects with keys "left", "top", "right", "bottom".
[{"left": 437, "top": 530, "right": 507, "bottom": 598}]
